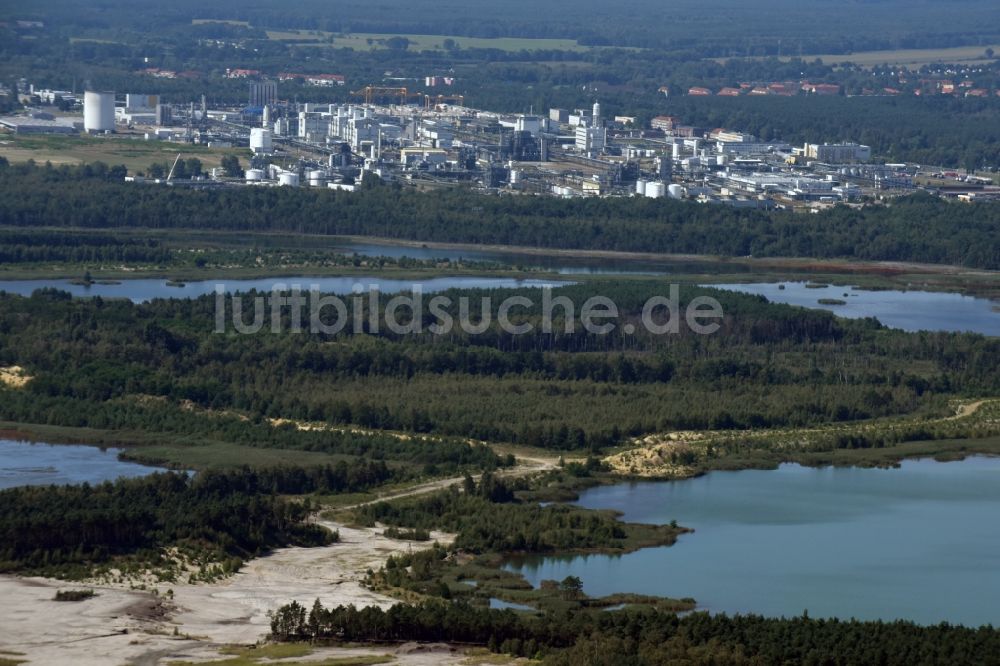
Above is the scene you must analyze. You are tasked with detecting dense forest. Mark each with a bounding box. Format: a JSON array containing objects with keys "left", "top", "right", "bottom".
[
  {"left": 269, "top": 598, "right": 1000, "bottom": 664},
  {"left": 1, "top": 162, "right": 998, "bottom": 269},
  {"left": 1, "top": 280, "right": 997, "bottom": 453},
  {"left": 0, "top": 469, "right": 333, "bottom": 576},
  {"left": 12, "top": 0, "right": 1000, "bottom": 53}
]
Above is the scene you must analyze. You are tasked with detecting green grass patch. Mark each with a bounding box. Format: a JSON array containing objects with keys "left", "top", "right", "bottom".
[
  {"left": 265, "top": 29, "right": 588, "bottom": 52},
  {"left": 0, "top": 135, "right": 244, "bottom": 174}
]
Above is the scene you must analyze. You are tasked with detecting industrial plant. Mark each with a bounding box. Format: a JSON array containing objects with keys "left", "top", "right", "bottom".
[{"left": 2, "top": 79, "right": 995, "bottom": 205}]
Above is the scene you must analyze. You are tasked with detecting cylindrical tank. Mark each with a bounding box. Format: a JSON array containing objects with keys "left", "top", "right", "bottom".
[
  {"left": 307, "top": 170, "right": 326, "bottom": 186},
  {"left": 278, "top": 172, "right": 300, "bottom": 187},
  {"left": 672, "top": 141, "right": 681, "bottom": 160},
  {"left": 245, "top": 169, "right": 264, "bottom": 182},
  {"left": 509, "top": 169, "right": 520, "bottom": 185},
  {"left": 645, "top": 181, "right": 665, "bottom": 198},
  {"left": 84, "top": 91, "right": 115, "bottom": 133},
  {"left": 668, "top": 184, "right": 685, "bottom": 199},
  {"left": 250, "top": 128, "right": 272, "bottom": 154},
  {"left": 636, "top": 179, "right": 648, "bottom": 195}
]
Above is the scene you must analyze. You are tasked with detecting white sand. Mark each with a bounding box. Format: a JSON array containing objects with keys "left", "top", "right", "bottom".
[{"left": 0, "top": 520, "right": 474, "bottom": 665}]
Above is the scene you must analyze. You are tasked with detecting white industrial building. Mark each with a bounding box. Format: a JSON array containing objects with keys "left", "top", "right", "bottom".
[
  {"left": 298, "top": 111, "right": 330, "bottom": 142},
  {"left": 575, "top": 126, "right": 606, "bottom": 156},
  {"left": 803, "top": 143, "right": 872, "bottom": 163},
  {"left": 0, "top": 112, "right": 79, "bottom": 134}
]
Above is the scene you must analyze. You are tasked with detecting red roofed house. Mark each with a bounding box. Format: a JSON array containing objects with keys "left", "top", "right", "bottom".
[
  {"left": 717, "top": 87, "right": 741, "bottom": 96},
  {"left": 687, "top": 87, "right": 712, "bottom": 96}
]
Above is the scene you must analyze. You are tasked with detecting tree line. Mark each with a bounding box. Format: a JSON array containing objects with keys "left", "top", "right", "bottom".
[
  {"left": 269, "top": 598, "right": 1000, "bottom": 664},
  {"left": 0, "top": 468, "right": 334, "bottom": 576},
  {"left": 1, "top": 161, "right": 997, "bottom": 269}
]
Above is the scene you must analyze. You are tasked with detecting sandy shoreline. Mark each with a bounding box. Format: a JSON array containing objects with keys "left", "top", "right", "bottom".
[{"left": 0, "top": 520, "right": 485, "bottom": 666}]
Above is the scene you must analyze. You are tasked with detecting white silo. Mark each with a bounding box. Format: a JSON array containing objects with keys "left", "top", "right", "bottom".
[
  {"left": 278, "top": 172, "right": 300, "bottom": 187},
  {"left": 672, "top": 140, "right": 681, "bottom": 160},
  {"left": 668, "top": 184, "right": 685, "bottom": 199},
  {"left": 84, "top": 91, "right": 115, "bottom": 133},
  {"left": 307, "top": 170, "right": 326, "bottom": 186},
  {"left": 250, "top": 128, "right": 272, "bottom": 154},
  {"left": 245, "top": 169, "right": 264, "bottom": 182},
  {"left": 645, "top": 181, "right": 665, "bottom": 198},
  {"left": 636, "top": 179, "right": 648, "bottom": 195}
]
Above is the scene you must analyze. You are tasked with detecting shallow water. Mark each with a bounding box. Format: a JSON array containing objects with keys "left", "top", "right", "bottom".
[
  {"left": 0, "top": 439, "right": 161, "bottom": 489},
  {"left": 710, "top": 281, "right": 999, "bottom": 335}
]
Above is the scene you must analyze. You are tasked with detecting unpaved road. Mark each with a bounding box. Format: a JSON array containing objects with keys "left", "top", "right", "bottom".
[{"left": 0, "top": 454, "right": 556, "bottom": 665}]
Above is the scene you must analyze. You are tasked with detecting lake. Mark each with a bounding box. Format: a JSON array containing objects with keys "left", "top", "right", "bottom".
[
  {"left": 0, "top": 439, "right": 161, "bottom": 489},
  {"left": 0, "top": 276, "right": 567, "bottom": 304},
  {"left": 506, "top": 457, "right": 1000, "bottom": 626},
  {"left": 709, "top": 282, "right": 1000, "bottom": 335}
]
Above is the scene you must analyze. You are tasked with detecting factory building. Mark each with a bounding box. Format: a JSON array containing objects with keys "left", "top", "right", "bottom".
[
  {"left": 575, "top": 126, "right": 606, "bottom": 156},
  {"left": 803, "top": 143, "right": 872, "bottom": 163},
  {"left": 514, "top": 115, "right": 541, "bottom": 136},
  {"left": 249, "top": 81, "right": 278, "bottom": 108},
  {"left": 155, "top": 104, "right": 172, "bottom": 126},
  {"left": 0, "top": 112, "right": 79, "bottom": 135},
  {"left": 650, "top": 115, "right": 680, "bottom": 132},
  {"left": 298, "top": 111, "right": 330, "bottom": 142},
  {"left": 125, "top": 93, "right": 158, "bottom": 111},
  {"left": 83, "top": 90, "right": 115, "bottom": 132}
]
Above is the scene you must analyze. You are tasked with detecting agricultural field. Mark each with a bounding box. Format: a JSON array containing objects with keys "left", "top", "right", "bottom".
[
  {"left": 264, "top": 29, "right": 590, "bottom": 52},
  {"left": 781, "top": 43, "right": 1000, "bottom": 68}
]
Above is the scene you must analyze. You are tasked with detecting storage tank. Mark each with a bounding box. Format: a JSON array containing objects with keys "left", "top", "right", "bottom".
[
  {"left": 245, "top": 169, "right": 264, "bottom": 182},
  {"left": 83, "top": 91, "right": 115, "bottom": 133},
  {"left": 645, "top": 181, "right": 665, "bottom": 198},
  {"left": 307, "top": 170, "right": 327, "bottom": 186},
  {"left": 672, "top": 141, "right": 681, "bottom": 160},
  {"left": 635, "top": 179, "right": 648, "bottom": 195},
  {"left": 250, "top": 128, "right": 272, "bottom": 154},
  {"left": 509, "top": 169, "right": 520, "bottom": 185},
  {"left": 668, "top": 184, "right": 685, "bottom": 199},
  {"left": 278, "top": 172, "right": 300, "bottom": 187}
]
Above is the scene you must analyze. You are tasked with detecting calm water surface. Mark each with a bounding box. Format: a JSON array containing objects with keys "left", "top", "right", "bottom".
[
  {"left": 506, "top": 457, "right": 1000, "bottom": 626},
  {"left": 0, "top": 276, "right": 566, "bottom": 304},
  {"left": 710, "top": 282, "right": 999, "bottom": 335},
  {"left": 0, "top": 439, "right": 161, "bottom": 489}
]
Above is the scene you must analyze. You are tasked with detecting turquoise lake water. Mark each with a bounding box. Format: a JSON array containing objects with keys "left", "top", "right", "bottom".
[{"left": 506, "top": 457, "right": 1000, "bottom": 626}]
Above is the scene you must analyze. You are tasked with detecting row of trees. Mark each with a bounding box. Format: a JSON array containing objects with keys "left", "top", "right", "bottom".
[
  {"left": 1, "top": 161, "right": 997, "bottom": 268},
  {"left": 270, "top": 598, "right": 1000, "bottom": 663}
]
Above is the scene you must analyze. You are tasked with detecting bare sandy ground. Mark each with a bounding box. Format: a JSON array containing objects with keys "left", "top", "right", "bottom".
[
  {"left": 0, "top": 365, "right": 31, "bottom": 388},
  {"left": 0, "top": 520, "right": 493, "bottom": 666}
]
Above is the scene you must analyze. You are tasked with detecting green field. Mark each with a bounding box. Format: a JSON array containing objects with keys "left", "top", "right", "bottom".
[
  {"left": 0, "top": 134, "right": 244, "bottom": 174},
  {"left": 265, "top": 29, "right": 589, "bottom": 52},
  {"left": 778, "top": 43, "right": 1000, "bottom": 68}
]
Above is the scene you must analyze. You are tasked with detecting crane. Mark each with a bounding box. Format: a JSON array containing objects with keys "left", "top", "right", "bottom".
[
  {"left": 424, "top": 94, "right": 465, "bottom": 110},
  {"left": 349, "top": 86, "right": 419, "bottom": 105}
]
